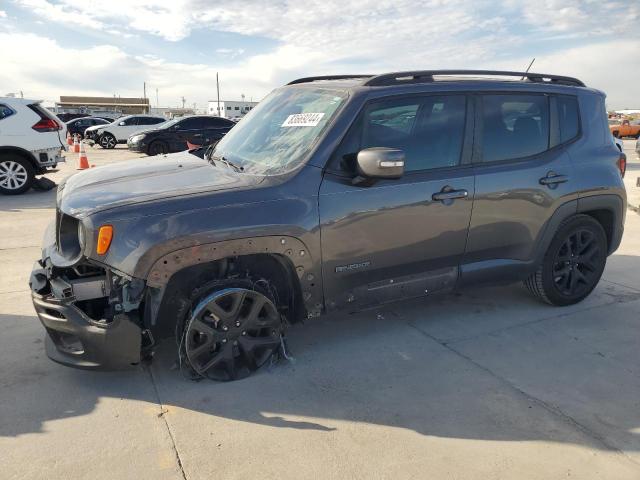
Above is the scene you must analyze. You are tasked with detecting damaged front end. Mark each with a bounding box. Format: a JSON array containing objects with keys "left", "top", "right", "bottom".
[{"left": 29, "top": 216, "right": 148, "bottom": 370}]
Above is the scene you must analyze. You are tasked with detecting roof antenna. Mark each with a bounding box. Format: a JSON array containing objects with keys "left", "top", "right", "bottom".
[{"left": 521, "top": 58, "right": 535, "bottom": 80}]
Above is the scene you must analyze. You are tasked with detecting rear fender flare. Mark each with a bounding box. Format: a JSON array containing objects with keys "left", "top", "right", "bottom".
[{"left": 0, "top": 146, "right": 39, "bottom": 169}]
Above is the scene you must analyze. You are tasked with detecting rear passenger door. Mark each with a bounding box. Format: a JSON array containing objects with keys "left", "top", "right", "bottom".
[
  {"left": 461, "top": 93, "right": 578, "bottom": 284},
  {"left": 319, "top": 94, "right": 475, "bottom": 311}
]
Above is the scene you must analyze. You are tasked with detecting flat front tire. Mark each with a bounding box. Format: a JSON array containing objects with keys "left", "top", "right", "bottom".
[
  {"left": 148, "top": 141, "right": 168, "bottom": 156},
  {"left": 525, "top": 215, "right": 607, "bottom": 306},
  {"left": 179, "top": 279, "right": 283, "bottom": 381}
]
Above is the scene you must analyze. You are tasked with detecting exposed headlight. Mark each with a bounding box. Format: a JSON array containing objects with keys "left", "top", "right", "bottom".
[
  {"left": 77, "top": 222, "right": 86, "bottom": 251},
  {"left": 130, "top": 134, "right": 144, "bottom": 142}
]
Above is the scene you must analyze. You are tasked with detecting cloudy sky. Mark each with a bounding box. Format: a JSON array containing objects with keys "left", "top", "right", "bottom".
[{"left": 1, "top": 0, "right": 638, "bottom": 109}]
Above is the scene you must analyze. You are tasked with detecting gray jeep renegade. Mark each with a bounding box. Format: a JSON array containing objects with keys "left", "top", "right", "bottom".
[{"left": 30, "top": 70, "right": 627, "bottom": 381}]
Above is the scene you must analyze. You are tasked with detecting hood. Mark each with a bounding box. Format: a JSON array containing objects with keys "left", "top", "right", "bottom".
[
  {"left": 58, "top": 151, "right": 263, "bottom": 217},
  {"left": 130, "top": 128, "right": 161, "bottom": 137},
  {"left": 85, "top": 124, "right": 107, "bottom": 132}
]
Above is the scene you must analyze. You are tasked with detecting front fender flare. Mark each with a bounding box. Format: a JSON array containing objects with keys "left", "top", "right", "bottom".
[{"left": 145, "top": 235, "right": 323, "bottom": 318}]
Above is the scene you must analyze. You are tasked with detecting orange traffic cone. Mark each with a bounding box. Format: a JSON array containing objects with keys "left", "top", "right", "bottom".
[
  {"left": 66, "top": 132, "right": 73, "bottom": 146},
  {"left": 77, "top": 142, "right": 90, "bottom": 170},
  {"left": 73, "top": 135, "right": 80, "bottom": 153}
]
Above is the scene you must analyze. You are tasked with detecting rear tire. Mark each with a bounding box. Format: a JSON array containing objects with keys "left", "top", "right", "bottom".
[
  {"left": 525, "top": 215, "right": 607, "bottom": 306},
  {"left": 0, "top": 154, "right": 35, "bottom": 195},
  {"left": 612, "top": 131, "right": 620, "bottom": 138}
]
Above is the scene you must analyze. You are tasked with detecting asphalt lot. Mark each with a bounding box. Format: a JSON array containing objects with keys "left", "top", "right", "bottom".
[{"left": 1, "top": 140, "right": 640, "bottom": 479}]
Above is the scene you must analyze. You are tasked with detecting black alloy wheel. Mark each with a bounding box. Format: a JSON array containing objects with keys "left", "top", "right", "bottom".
[
  {"left": 183, "top": 287, "right": 282, "bottom": 381},
  {"left": 551, "top": 228, "right": 604, "bottom": 297},
  {"left": 525, "top": 215, "right": 607, "bottom": 306}
]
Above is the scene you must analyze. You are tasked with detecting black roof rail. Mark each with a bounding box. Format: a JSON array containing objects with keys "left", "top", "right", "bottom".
[
  {"left": 287, "top": 75, "right": 373, "bottom": 85},
  {"left": 364, "top": 70, "right": 586, "bottom": 87}
]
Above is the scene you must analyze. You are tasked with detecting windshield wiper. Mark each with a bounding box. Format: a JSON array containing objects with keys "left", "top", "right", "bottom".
[{"left": 211, "top": 154, "right": 244, "bottom": 172}]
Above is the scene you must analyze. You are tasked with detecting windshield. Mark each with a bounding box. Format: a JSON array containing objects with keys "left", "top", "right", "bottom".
[{"left": 210, "top": 87, "right": 348, "bottom": 174}]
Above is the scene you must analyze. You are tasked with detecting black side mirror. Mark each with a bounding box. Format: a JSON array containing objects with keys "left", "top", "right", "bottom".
[{"left": 355, "top": 147, "right": 405, "bottom": 181}]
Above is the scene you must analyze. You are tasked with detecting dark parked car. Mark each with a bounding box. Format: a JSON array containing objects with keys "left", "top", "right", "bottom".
[
  {"left": 30, "top": 70, "right": 626, "bottom": 381},
  {"left": 127, "top": 115, "right": 235, "bottom": 155},
  {"left": 66, "top": 116, "right": 111, "bottom": 137}
]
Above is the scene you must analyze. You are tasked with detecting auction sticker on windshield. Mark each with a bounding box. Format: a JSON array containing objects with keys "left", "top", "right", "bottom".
[{"left": 282, "top": 113, "right": 325, "bottom": 127}]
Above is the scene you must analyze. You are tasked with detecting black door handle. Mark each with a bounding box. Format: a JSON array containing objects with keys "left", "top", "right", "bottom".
[
  {"left": 432, "top": 188, "right": 468, "bottom": 202},
  {"left": 539, "top": 173, "right": 568, "bottom": 186}
]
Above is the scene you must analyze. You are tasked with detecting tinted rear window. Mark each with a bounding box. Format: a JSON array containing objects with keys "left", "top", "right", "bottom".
[
  {"left": 481, "top": 94, "right": 549, "bottom": 162},
  {"left": 557, "top": 95, "right": 579, "bottom": 143},
  {"left": 202, "top": 117, "right": 233, "bottom": 128},
  {"left": 0, "top": 105, "right": 13, "bottom": 120}
]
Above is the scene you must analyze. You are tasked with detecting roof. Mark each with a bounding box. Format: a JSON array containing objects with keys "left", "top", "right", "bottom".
[{"left": 287, "top": 70, "right": 586, "bottom": 88}]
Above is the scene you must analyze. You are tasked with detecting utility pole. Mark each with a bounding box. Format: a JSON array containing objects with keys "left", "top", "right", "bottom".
[
  {"left": 216, "top": 72, "right": 221, "bottom": 117},
  {"left": 143, "top": 81, "right": 147, "bottom": 113},
  {"left": 181, "top": 96, "right": 186, "bottom": 109},
  {"left": 156, "top": 88, "right": 159, "bottom": 108}
]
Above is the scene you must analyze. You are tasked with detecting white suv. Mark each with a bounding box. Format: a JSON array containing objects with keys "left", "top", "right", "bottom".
[
  {"left": 87, "top": 114, "right": 165, "bottom": 149},
  {"left": 0, "top": 97, "right": 66, "bottom": 195}
]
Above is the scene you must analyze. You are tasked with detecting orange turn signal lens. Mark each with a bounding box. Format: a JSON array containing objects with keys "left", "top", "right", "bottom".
[{"left": 96, "top": 225, "right": 113, "bottom": 255}]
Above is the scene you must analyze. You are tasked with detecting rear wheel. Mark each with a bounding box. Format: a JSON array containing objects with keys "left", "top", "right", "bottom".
[
  {"left": 0, "top": 155, "right": 35, "bottom": 195},
  {"left": 180, "top": 279, "right": 283, "bottom": 381},
  {"left": 148, "top": 141, "right": 168, "bottom": 156},
  {"left": 612, "top": 131, "right": 620, "bottom": 138},
  {"left": 99, "top": 133, "right": 116, "bottom": 149},
  {"left": 525, "top": 215, "right": 607, "bottom": 306}
]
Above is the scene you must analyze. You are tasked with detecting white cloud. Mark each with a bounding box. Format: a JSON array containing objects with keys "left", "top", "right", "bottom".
[
  {"left": 517, "top": 0, "right": 639, "bottom": 37},
  {"left": 0, "top": 10, "right": 7, "bottom": 18},
  {"left": 3, "top": 1, "right": 639, "bottom": 109}
]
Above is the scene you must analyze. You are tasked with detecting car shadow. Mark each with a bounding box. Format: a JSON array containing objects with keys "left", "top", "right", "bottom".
[
  {"left": 1, "top": 256, "right": 639, "bottom": 455},
  {"left": 0, "top": 186, "right": 57, "bottom": 212}
]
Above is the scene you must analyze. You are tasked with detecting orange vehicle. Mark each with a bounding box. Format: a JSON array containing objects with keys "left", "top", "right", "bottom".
[{"left": 610, "top": 119, "right": 640, "bottom": 138}]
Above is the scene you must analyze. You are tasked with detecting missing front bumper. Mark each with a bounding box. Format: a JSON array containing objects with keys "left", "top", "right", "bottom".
[{"left": 30, "top": 260, "right": 142, "bottom": 370}]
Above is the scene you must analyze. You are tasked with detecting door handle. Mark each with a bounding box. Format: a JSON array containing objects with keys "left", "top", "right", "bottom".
[
  {"left": 432, "top": 187, "right": 468, "bottom": 202},
  {"left": 539, "top": 173, "right": 569, "bottom": 186}
]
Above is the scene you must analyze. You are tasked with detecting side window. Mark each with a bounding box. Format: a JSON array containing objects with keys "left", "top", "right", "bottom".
[
  {"left": 179, "top": 117, "right": 204, "bottom": 129},
  {"left": 481, "top": 94, "right": 549, "bottom": 162},
  {"left": 137, "top": 117, "right": 158, "bottom": 125},
  {"left": 120, "top": 117, "right": 139, "bottom": 126},
  {"left": 0, "top": 105, "right": 15, "bottom": 120},
  {"left": 148, "top": 117, "right": 165, "bottom": 125},
  {"left": 557, "top": 95, "right": 579, "bottom": 143},
  {"left": 202, "top": 117, "right": 232, "bottom": 128},
  {"left": 333, "top": 95, "right": 467, "bottom": 173}
]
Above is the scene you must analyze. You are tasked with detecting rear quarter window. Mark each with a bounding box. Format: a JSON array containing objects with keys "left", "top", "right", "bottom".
[
  {"left": 0, "top": 104, "right": 16, "bottom": 120},
  {"left": 557, "top": 95, "right": 580, "bottom": 143}
]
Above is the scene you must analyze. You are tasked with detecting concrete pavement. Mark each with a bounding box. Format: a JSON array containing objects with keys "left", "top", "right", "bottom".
[{"left": 1, "top": 145, "right": 639, "bottom": 479}]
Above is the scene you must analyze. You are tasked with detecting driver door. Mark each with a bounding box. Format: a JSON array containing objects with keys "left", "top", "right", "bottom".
[{"left": 319, "top": 94, "right": 475, "bottom": 311}]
